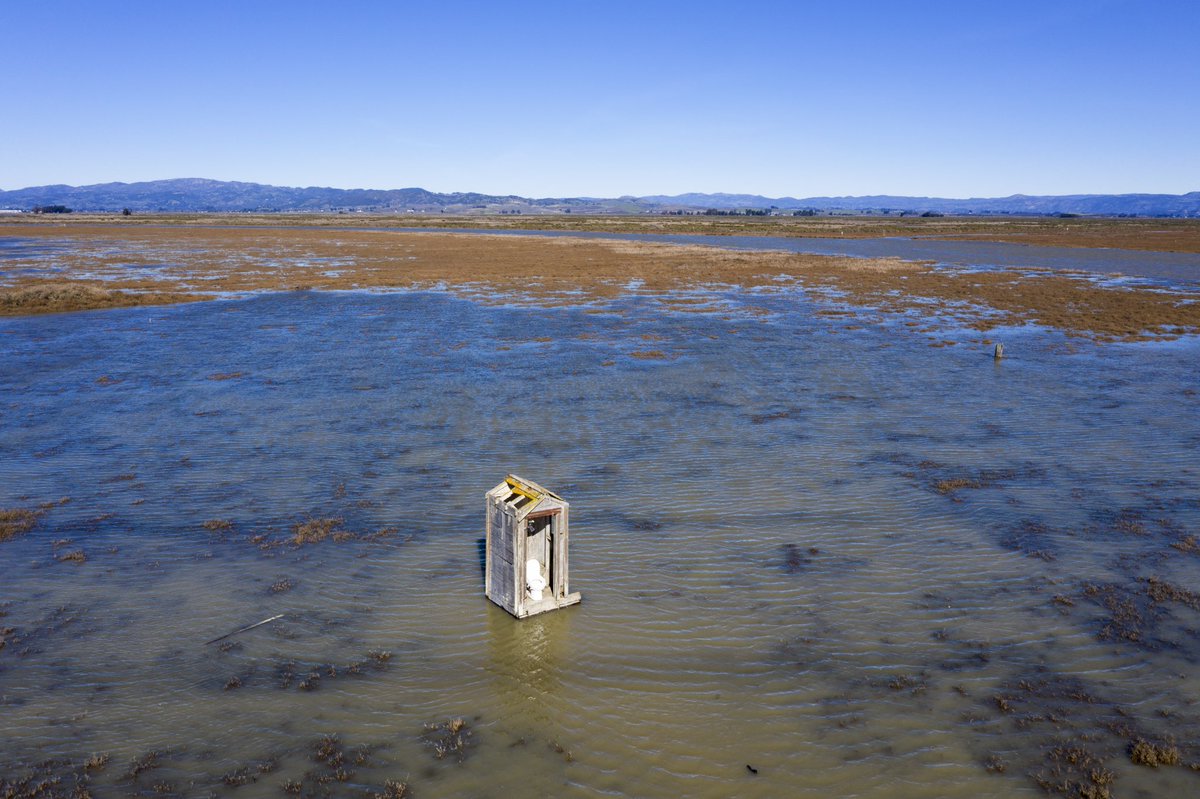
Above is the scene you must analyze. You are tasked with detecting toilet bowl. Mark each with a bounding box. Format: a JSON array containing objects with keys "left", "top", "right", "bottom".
[{"left": 526, "top": 559, "right": 547, "bottom": 601}]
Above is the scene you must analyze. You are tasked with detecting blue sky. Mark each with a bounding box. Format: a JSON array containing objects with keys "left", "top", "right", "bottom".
[{"left": 2, "top": 0, "right": 1197, "bottom": 197}]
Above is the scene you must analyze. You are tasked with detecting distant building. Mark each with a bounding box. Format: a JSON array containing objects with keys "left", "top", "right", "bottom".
[{"left": 0, "top": 209, "right": 24, "bottom": 214}]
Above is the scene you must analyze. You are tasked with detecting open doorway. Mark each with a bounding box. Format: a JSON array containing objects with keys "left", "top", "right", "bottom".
[{"left": 526, "top": 511, "right": 557, "bottom": 600}]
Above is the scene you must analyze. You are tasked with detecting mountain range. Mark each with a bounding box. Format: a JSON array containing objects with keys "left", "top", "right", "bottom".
[{"left": 1, "top": 178, "right": 1198, "bottom": 217}]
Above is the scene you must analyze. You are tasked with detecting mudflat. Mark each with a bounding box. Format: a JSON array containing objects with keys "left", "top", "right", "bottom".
[{"left": 2, "top": 222, "right": 1198, "bottom": 341}]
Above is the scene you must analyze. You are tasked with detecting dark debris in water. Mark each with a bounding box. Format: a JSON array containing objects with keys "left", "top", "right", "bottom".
[
  {"left": 192, "top": 733, "right": 405, "bottom": 797},
  {"left": 749, "top": 407, "right": 801, "bottom": 424},
  {"left": 0, "top": 755, "right": 110, "bottom": 799},
  {"left": 780, "top": 544, "right": 820, "bottom": 574},
  {"left": 124, "top": 749, "right": 165, "bottom": 780},
  {"left": 777, "top": 543, "right": 865, "bottom": 577},
  {"left": 999, "top": 519, "right": 1061, "bottom": 562},
  {"left": 885, "top": 672, "right": 929, "bottom": 695},
  {"left": 268, "top": 650, "right": 392, "bottom": 692},
  {"left": 269, "top": 578, "right": 295, "bottom": 594},
  {"left": 0, "top": 605, "right": 88, "bottom": 659}
]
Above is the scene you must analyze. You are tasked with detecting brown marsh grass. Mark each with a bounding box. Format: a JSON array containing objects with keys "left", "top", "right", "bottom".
[
  {"left": 0, "top": 508, "right": 44, "bottom": 541},
  {"left": 2, "top": 223, "right": 1198, "bottom": 341},
  {"left": 0, "top": 282, "right": 197, "bottom": 315}
]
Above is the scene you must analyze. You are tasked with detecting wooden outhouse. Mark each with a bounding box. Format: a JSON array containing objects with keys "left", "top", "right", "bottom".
[{"left": 485, "top": 475, "right": 581, "bottom": 618}]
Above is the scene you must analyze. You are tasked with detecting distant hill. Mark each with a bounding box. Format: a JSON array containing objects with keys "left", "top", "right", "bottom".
[
  {"left": 0, "top": 178, "right": 1197, "bottom": 217},
  {"left": 0, "top": 178, "right": 589, "bottom": 214},
  {"left": 640, "top": 191, "right": 1200, "bottom": 217}
]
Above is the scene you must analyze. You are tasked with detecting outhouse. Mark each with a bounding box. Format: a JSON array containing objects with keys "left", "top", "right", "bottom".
[{"left": 485, "top": 475, "right": 581, "bottom": 618}]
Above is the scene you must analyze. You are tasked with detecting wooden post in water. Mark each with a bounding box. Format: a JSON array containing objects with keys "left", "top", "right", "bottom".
[{"left": 994, "top": 343, "right": 1004, "bottom": 361}]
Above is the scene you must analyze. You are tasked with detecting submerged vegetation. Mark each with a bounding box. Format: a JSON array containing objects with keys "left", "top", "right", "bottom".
[
  {"left": 0, "top": 507, "right": 43, "bottom": 541},
  {"left": 291, "top": 517, "right": 345, "bottom": 545},
  {"left": 422, "top": 717, "right": 474, "bottom": 762}
]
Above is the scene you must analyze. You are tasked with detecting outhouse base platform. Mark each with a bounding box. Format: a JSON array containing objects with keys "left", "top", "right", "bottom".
[{"left": 509, "top": 591, "right": 582, "bottom": 619}]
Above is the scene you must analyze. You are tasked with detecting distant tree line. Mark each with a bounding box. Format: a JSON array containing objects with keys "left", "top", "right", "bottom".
[
  {"left": 661, "top": 207, "right": 821, "bottom": 217},
  {"left": 32, "top": 205, "right": 72, "bottom": 214},
  {"left": 702, "top": 208, "right": 771, "bottom": 216}
]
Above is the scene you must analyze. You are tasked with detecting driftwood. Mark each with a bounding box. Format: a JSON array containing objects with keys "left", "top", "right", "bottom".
[{"left": 204, "top": 613, "right": 285, "bottom": 645}]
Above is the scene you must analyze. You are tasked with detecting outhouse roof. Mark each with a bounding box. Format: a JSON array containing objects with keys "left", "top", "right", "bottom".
[{"left": 489, "top": 473, "right": 565, "bottom": 518}]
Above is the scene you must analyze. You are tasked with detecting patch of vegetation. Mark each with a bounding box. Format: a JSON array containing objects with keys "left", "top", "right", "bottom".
[
  {"left": 0, "top": 754, "right": 108, "bottom": 799},
  {"left": 1128, "top": 738, "right": 1180, "bottom": 767},
  {"left": 283, "top": 734, "right": 375, "bottom": 792},
  {"left": 0, "top": 507, "right": 45, "bottom": 542},
  {"left": 1082, "top": 583, "right": 1154, "bottom": 645},
  {"left": 1171, "top": 534, "right": 1200, "bottom": 555},
  {"left": 83, "top": 755, "right": 109, "bottom": 772},
  {"left": 886, "top": 672, "right": 928, "bottom": 695},
  {"left": 375, "top": 780, "right": 410, "bottom": 799},
  {"left": 1035, "top": 744, "right": 1115, "bottom": 799},
  {"left": 125, "top": 750, "right": 165, "bottom": 780},
  {"left": 422, "top": 718, "right": 474, "bottom": 762},
  {"left": 933, "top": 476, "right": 984, "bottom": 495},
  {"left": 55, "top": 549, "right": 86, "bottom": 564},
  {"left": 984, "top": 754, "right": 1007, "bottom": 773},
  {"left": 1081, "top": 576, "right": 1200, "bottom": 649},
  {"left": 292, "top": 517, "right": 344, "bottom": 545},
  {"left": 1144, "top": 576, "right": 1200, "bottom": 609},
  {"left": 0, "top": 283, "right": 194, "bottom": 316}
]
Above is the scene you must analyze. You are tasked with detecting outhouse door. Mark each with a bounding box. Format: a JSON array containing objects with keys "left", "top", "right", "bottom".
[{"left": 486, "top": 498, "right": 520, "bottom": 616}]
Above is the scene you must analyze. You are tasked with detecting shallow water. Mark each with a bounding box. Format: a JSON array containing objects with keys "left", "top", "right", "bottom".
[{"left": 2, "top": 287, "right": 1199, "bottom": 798}]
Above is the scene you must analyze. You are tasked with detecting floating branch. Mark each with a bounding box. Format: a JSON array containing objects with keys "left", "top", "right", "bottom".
[{"left": 204, "top": 614, "right": 285, "bottom": 646}]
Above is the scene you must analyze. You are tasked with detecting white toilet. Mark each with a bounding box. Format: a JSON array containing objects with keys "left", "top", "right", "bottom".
[{"left": 525, "top": 559, "right": 547, "bottom": 601}]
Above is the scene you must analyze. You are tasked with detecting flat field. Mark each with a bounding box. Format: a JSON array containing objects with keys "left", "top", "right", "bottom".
[{"left": 8, "top": 211, "right": 1200, "bottom": 252}]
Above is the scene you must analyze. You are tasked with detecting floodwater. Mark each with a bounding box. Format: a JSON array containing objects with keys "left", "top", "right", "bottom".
[{"left": 2, "top": 280, "right": 1200, "bottom": 797}]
